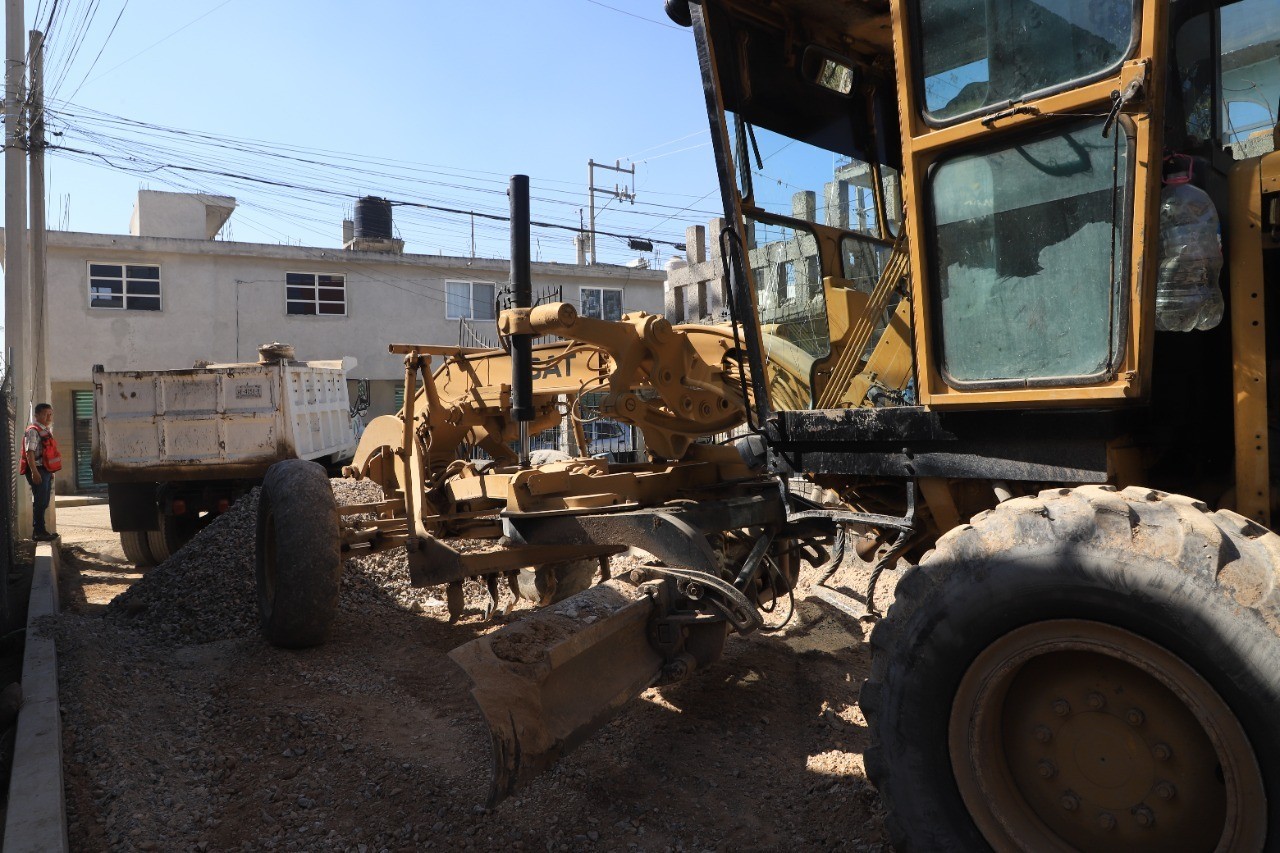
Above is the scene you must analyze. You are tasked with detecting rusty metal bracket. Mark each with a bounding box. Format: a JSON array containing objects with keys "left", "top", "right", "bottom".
[
  {"left": 405, "top": 536, "right": 623, "bottom": 588},
  {"left": 1103, "top": 62, "right": 1147, "bottom": 138},
  {"left": 641, "top": 563, "right": 761, "bottom": 634},
  {"left": 504, "top": 492, "right": 785, "bottom": 577},
  {"left": 980, "top": 104, "right": 1041, "bottom": 128}
]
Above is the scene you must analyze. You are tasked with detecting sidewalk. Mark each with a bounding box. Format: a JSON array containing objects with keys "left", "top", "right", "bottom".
[{"left": 53, "top": 494, "right": 106, "bottom": 509}]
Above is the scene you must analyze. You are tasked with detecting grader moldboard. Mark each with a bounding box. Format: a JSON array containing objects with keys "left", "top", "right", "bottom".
[{"left": 256, "top": 1, "right": 1280, "bottom": 849}]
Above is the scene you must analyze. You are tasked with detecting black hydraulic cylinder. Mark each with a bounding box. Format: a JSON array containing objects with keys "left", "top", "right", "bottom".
[{"left": 509, "top": 174, "right": 534, "bottom": 423}]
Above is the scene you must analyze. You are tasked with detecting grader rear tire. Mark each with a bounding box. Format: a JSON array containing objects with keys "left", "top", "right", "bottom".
[
  {"left": 119, "top": 531, "right": 155, "bottom": 567},
  {"left": 255, "top": 460, "right": 341, "bottom": 649},
  {"left": 862, "top": 486, "right": 1280, "bottom": 852}
]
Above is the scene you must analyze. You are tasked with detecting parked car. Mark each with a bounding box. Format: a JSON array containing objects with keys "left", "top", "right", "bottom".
[{"left": 581, "top": 420, "right": 632, "bottom": 458}]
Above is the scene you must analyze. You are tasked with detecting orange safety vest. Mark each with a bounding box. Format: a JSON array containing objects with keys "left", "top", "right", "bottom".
[{"left": 19, "top": 423, "right": 62, "bottom": 475}]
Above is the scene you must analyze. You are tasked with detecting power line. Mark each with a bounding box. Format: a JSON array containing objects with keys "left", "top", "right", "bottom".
[
  {"left": 65, "top": 0, "right": 129, "bottom": 100},
  {"left": 48, "top": 143, "right": 689, "bottom": 249},
  {"left": 583, "top": 0, "right": 687, "bottom": 32},
  {"left": 82, "top": 0, "right": 236, "bottom": 86},
  {"left": 39, "top": 98, "right": 714, "bottom": 263}
]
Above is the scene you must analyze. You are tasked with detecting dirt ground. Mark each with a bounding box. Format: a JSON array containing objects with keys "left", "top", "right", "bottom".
[{"left": 53, "top": 496, "right": 900, "bottom": 852}]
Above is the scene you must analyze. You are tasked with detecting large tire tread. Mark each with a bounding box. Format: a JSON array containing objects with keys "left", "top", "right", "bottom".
[
  {"left": 119, "top": 531, "right": 155, "bottom": 567},
  {"left": 863, "top": 485, "right": 1280, "bottom": 852},
  {"left": 256, "top": 460, "right": 342, "bottom": 649}
]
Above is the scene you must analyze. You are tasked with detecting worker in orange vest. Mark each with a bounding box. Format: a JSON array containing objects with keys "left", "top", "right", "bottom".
[{"left": 20, "top": 403, "right": 61, "bottom": 542}]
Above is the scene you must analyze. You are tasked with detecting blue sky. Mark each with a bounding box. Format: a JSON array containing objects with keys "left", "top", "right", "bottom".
[{"left": 6, "top": 0, "right": 724, "bottom": 266}]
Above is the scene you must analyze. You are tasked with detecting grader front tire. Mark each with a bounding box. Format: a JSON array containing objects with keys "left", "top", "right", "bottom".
[
  {"left": 255, "top": 460, "right": 342, "bottom": 649},
  {"left": 862, "top": 486, "right": 1279, "bottom": 852}
]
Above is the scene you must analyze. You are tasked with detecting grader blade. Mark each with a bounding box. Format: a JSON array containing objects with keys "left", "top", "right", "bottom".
[{"left": 449, "top": 581, "right": 663, "bottom": 806}]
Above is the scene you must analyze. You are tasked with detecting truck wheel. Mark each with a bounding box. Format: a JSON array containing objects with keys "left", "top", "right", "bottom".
[
  {"left": 119, "top": 531, "right": 155, "bottom": 567},
  {"left": 255, "top": 459, "right": 341, "bottom": 648},
  {"left": 146, "top": 513, "right": 199, "bottom": 563},
  {"left": 862, "top": 486, "right": 1278, "bottom": 852}
]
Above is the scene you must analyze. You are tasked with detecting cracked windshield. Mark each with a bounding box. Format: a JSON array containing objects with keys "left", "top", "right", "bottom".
[
  {"left": 919, "top": 0, "right": 1136, "bottom": 123},
  {"left": 930, "top": 120, "right": 1129, "bottom": 383}
]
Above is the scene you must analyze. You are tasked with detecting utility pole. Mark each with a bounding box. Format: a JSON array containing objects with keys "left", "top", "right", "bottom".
[
  {"left": 586, "top": 159, "right": 635, "bottom": 265},
  {"left": 5, "top": 0, "right": 31, "bottom": 537},
  {"left": 29, "top": 29, "right": 46, "bottom": 407}
]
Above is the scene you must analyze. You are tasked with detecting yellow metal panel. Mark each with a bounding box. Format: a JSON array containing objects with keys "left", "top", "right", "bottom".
[
  {"left": 918, "top": 477, "right": 961, "bottom": 534},
  {"left": 1228, "top": 156, "right": 1272, "bottom": 526}
]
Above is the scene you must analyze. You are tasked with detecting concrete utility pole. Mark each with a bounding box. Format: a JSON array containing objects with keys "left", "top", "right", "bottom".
[
  {"left": 586, "top": 159, "right": 635, "bottom": 265},
  {"left": 29, "top": 29, "right": 46, "bottom": 407},
  {"left": 6, "top": 0, "right": 31, "bottom": 537}
]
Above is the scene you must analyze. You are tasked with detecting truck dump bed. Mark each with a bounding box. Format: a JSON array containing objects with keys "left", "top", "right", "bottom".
[{"left": 92, "top": 360, "right": 356, "bottom": 482}]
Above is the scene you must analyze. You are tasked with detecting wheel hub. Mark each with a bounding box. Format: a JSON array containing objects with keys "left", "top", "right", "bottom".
[
  {"left": 1055, "top": 710, "right": 1152, "bottom": 803},
  {"left": 949, "top": 620, "right": 1265, "bottom": 852}
]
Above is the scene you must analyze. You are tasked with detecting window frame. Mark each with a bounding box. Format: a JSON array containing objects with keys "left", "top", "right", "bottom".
[
  {"left": 922, "top": 116, "right": 1137, "bottom": 390},
  {"left": 445, "top": 279, "right": 497, "bottom": 321},
  {"left": 579, "top": 286, "right": 624, "bottom": 321},
  {"left": 888, "top": 0, "right": 1166, "bottom": 408},
  {"left": 87, "top": 261, "right": 163, "bottom": 311},
  {"left": 908, "top": 0, "right": 1144, "bottom": 129},
  {"left": 285, "top": 271, "right": 348, "bottom": 317}
]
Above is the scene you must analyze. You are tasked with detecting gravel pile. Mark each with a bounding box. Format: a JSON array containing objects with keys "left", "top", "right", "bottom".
[
  {"left": 104, "top": 490, "right": 262, "bottom": 645},
  {"left": 103, "top": 478, "right": 518, "bottom": 646}
]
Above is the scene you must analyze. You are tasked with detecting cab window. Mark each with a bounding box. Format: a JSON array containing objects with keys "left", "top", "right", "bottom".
[
  {"left": 929, "top": 119, "right": 1130, "bottom": 384},
  {"left": 918, "top": 0, "right": 1138, "bottom": 124},
  {"left": 1220, "top": 0, "right": 1280, "bottom": 157}
]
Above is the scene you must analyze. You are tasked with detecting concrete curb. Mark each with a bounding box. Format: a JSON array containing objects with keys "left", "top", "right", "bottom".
[
  {"left": 3, "top": 540, "right": 68, "bottom": 853},
  {"left": 52, "top": 495, "right": 105, "bottom": 508}
]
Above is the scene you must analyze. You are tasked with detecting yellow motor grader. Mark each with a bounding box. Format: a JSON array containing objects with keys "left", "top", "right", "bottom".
[{"left": 255, "top": 0, "right": 1280, "bottom": 849}]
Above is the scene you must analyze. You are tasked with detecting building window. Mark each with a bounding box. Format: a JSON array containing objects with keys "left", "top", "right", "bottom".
[
  {"left": 446, "top": 280, "right": 496, "bottom": 320},
  {"left": 88, "top": 263, "right": 161, "bottom": 310},
  {"left": 286, "top": 272, "right": 346, "bottom": 316},
  {"left": 580, "top": 287, "right": 623, "bottom": 321}
]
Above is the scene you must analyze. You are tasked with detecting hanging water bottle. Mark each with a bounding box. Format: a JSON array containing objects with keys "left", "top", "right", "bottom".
[{"left": 1155, "top": 155, "right": 1224, "bottom": 332}]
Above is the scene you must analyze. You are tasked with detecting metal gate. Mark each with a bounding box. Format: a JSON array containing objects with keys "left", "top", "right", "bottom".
[{"left": 72, "top": 390, "right": 100, "bottom": 490}]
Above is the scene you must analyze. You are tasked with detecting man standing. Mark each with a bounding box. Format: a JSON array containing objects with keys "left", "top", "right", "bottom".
[{"left": 20, "top": 403, "right": 60, "bottom": 541}]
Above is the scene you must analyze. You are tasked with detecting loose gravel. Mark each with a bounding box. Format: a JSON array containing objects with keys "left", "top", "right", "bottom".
[{"left": 58, "top": 478, "right": 896, "bottom": 852}]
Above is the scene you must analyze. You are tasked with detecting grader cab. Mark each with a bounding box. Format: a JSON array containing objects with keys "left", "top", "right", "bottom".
[{"left": 256, "top": 0, "right": 1280, "bottom": 848}]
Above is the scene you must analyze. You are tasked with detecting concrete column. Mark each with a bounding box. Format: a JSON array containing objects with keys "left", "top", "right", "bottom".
[
  {"left": 685, "top": 224, "right": 707, "bottom": 265},
  {"left": 792, "top": 191, "right": 816, "bottom": 222},
  {"left": 824, "top": 180, "right": 849, "bottom": 229}
]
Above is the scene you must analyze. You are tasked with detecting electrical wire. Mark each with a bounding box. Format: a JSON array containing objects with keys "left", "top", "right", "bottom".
[{"left": 64, "top": 0, "right": 129, "bottom": 101}]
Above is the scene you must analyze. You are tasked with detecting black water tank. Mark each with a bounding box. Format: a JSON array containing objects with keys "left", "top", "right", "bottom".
[{"left": 354, "top": 196, "right": 393, "bottom": 239}]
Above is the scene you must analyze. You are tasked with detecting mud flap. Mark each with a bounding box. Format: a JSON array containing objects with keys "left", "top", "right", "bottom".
[{"left": 448, "top": 580, "right": 664, "bottom": 806}]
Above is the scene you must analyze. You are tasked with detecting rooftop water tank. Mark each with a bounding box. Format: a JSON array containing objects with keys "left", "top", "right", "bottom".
[{"left": 354, "top": 196, "right": 393, "bottom": 240}]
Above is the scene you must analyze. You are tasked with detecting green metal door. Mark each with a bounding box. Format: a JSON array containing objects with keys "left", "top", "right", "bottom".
[{"left": 72, "top": 390, "right": 99, "bottom": 490}]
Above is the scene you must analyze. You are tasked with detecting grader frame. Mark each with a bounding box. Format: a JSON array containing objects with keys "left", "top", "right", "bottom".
[{"left": 255, "top": 1, "right": 1280, "bottom": 848}]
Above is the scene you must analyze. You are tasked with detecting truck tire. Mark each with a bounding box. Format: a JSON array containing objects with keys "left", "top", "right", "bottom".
[
  {"left": 119, "top": 531, "right": 155, "bottom": 567},
  {"left": 862, "top": 485, "right": 1279, "bottom": 852},
  {"left": 255, "top": 459, "right": 341, "bottom": 649},
  {"left": 146, "top": 513, "right": 199, "bottom": 563}
]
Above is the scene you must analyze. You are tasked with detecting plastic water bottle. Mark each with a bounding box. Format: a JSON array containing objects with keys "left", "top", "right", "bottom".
[{"left": 1155, "top": 170, "right": 1224, "bottom": 332}]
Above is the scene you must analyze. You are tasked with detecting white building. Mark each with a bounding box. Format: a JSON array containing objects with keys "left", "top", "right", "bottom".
[{"left": 6, "top": 191, "right": 666, "bottom": 493}]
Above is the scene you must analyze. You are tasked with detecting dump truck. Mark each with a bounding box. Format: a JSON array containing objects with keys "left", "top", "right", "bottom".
[
  {"left": 256, "top": 1, "right": 1280, "bottom": 849},
  {"left": 94, "top": 347, "right": 357, "bottom": 565}
]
